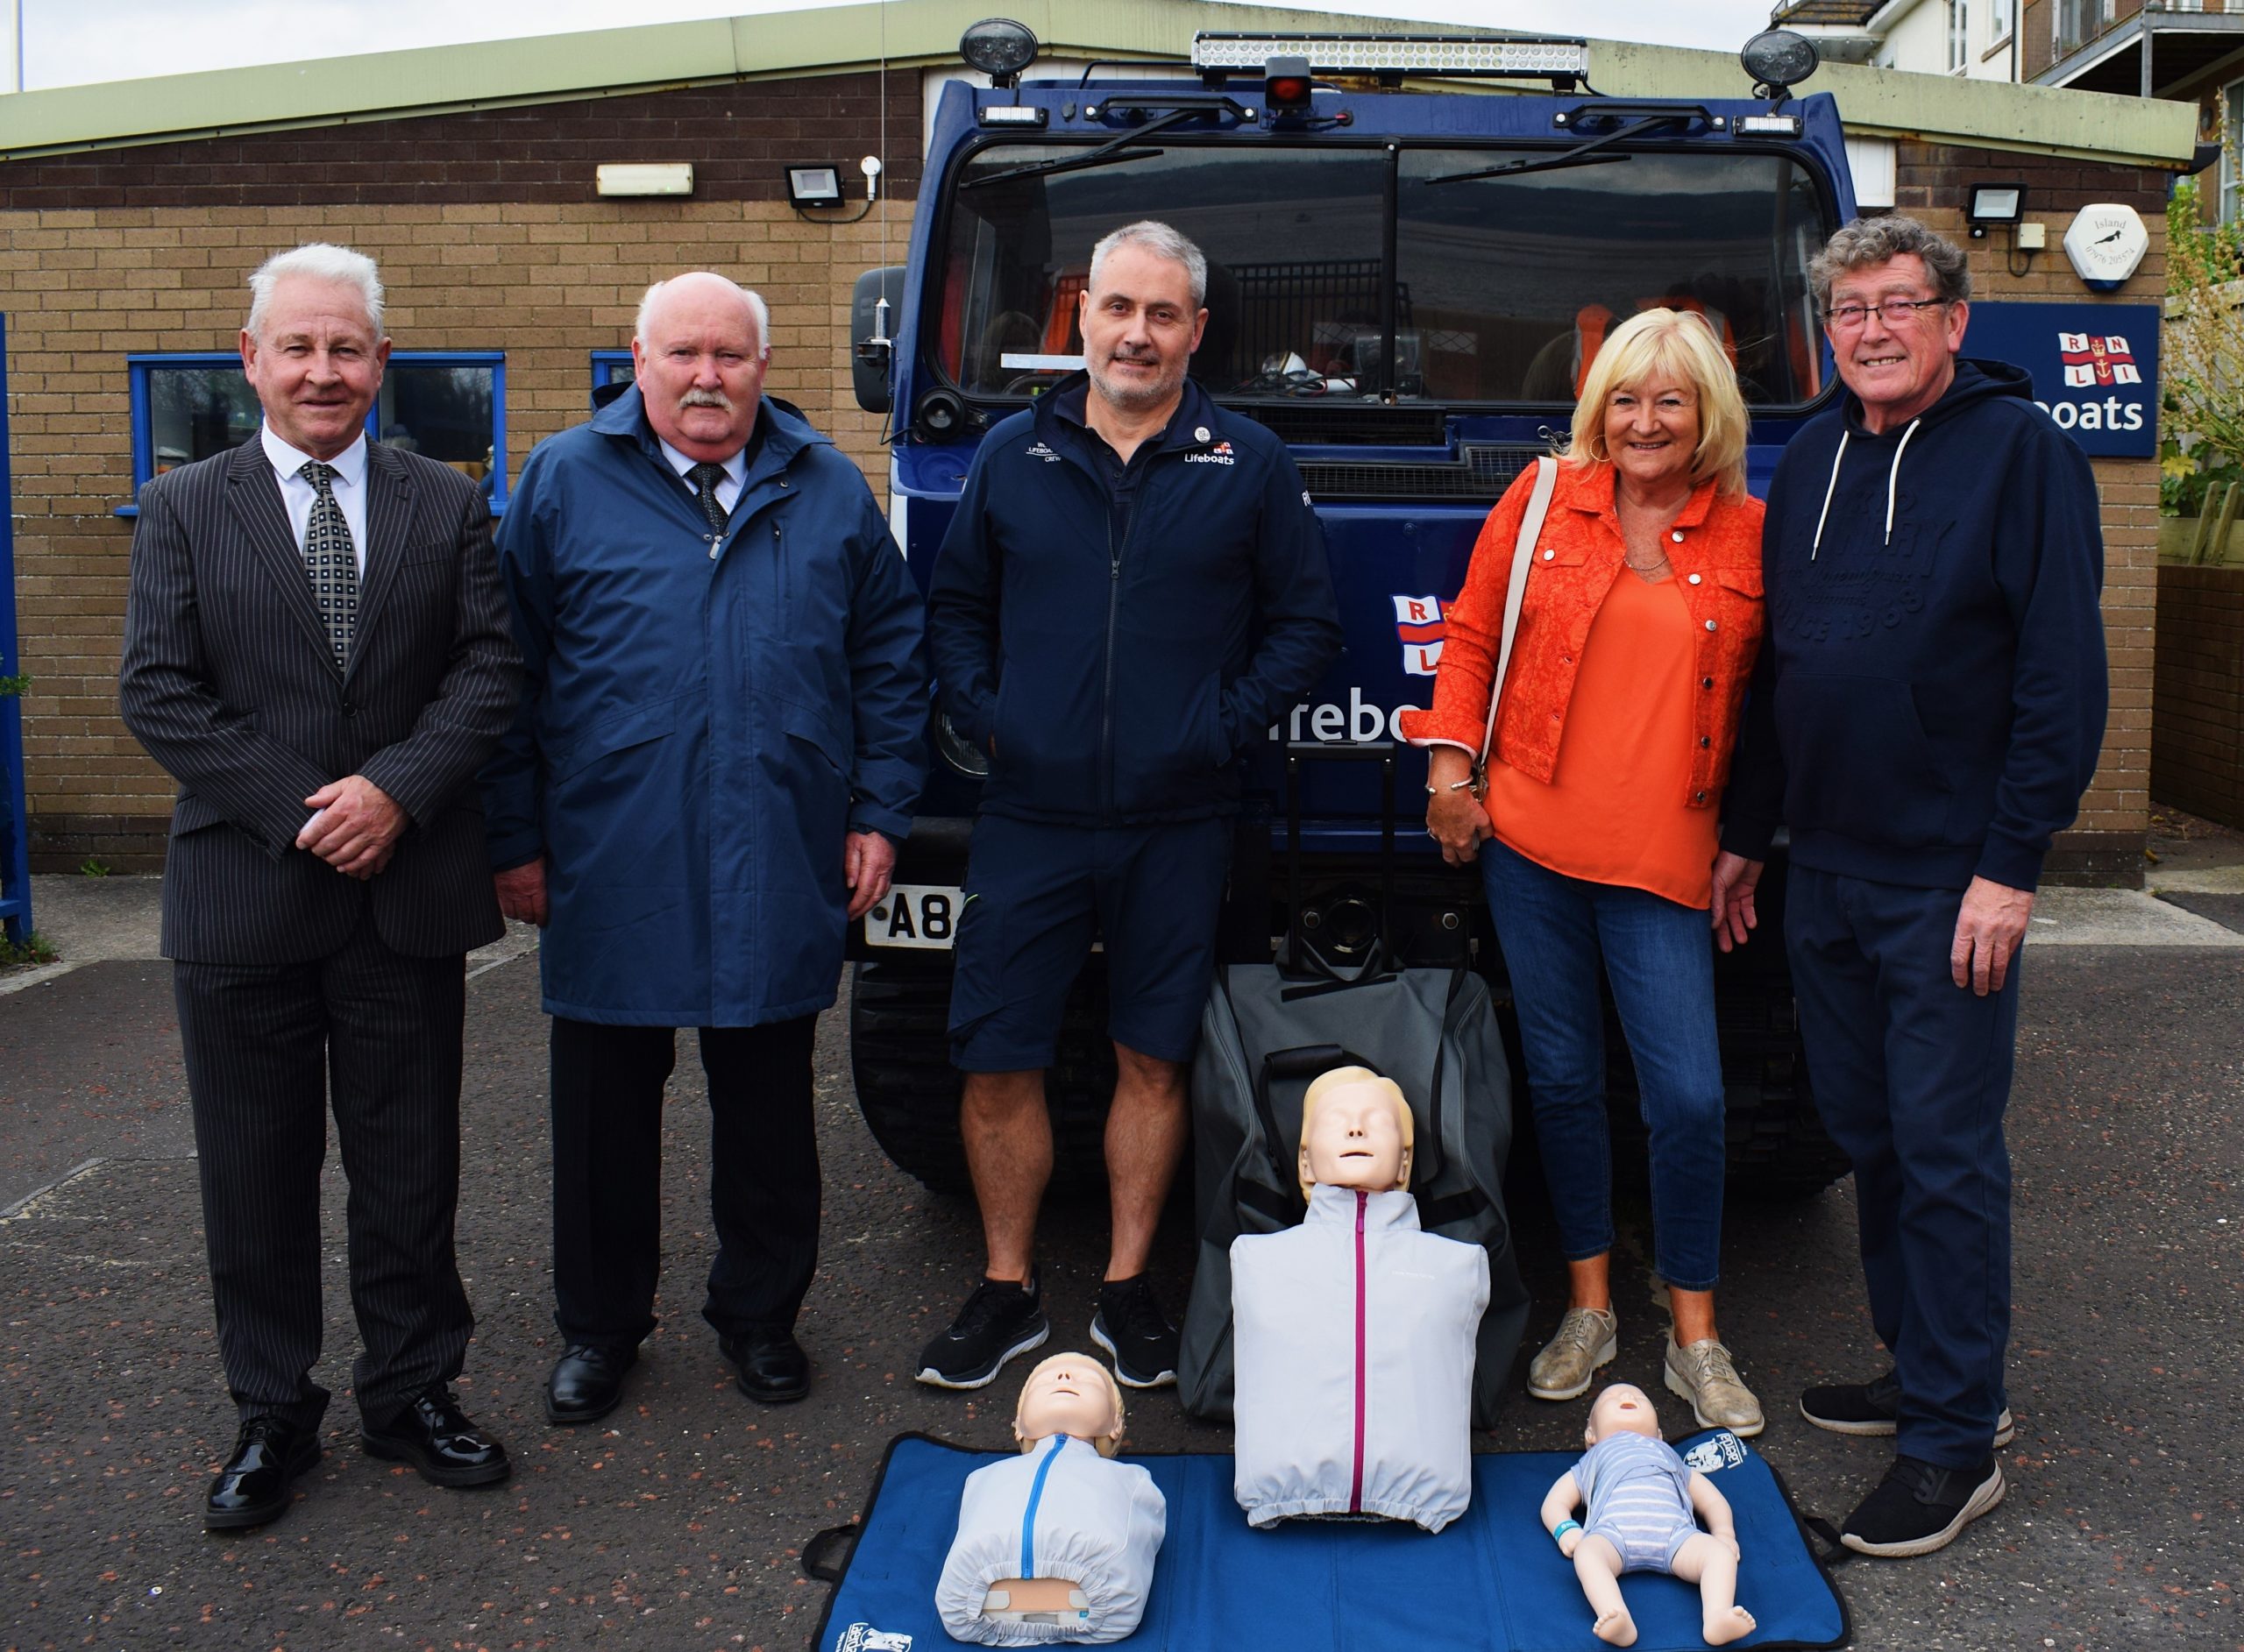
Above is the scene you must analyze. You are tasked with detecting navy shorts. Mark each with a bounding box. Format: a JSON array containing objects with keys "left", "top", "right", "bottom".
[{"left": 947, "top": 814, "right": 1232, "bottom": 1073}]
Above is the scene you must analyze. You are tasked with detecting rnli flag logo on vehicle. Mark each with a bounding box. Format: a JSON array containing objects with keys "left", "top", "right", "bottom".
[
  {"left": 1394, "top": 595, "right": 1445, "bottom": 677},
  {"left": 2057, "top": 332, "right": 2141, "bottom": 388}
]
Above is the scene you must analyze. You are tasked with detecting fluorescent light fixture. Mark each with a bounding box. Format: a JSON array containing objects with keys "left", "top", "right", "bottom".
[
  {"left": 1192, "top": 32, "right": 1590, "bottom": 80},
  {"left": 595, "top": 163, "right": 693, "bottom": 198},
  {"left": 785, "top": 165, "right": 846, "bottom": 207}
]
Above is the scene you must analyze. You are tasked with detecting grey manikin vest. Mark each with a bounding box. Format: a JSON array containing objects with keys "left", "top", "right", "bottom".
[
  {"left": 1231, "top": 1184, "right": 1488, "bottom": 1534},
  {"left": 934, "top": 1435, "right": 1168, "bottom": 1645}
]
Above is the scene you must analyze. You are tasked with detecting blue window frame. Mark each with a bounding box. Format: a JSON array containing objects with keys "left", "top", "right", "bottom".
[
  {"left": 592, "top": 349, "right": 634, "bottom": 408},
  {"left": 124, "top": 351, "right": 508, "bottom": 514}
]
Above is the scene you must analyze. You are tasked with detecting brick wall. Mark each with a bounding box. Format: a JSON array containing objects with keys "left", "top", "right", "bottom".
[
  {"left": 1, "top": 75, "right": 922, "bottom": 869},
  {"left": 2152, "top": 564, "right": 2244, "bottom": 829},
  {"left": 1891, "top": 145, "right": 2167, "bottom": 885}
]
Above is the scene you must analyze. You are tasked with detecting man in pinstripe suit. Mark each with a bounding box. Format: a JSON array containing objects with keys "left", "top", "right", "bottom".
[{"left": 118, "top": 244, "right": 522, "bottom": 1531}]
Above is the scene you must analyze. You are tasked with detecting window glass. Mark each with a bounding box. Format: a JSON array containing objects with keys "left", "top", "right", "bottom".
[
  {"left": 934, "top": 139, "right": 1829, "bottom": 408},
  {"left": 938, "top": 143, "right": 1391, "bottom": 398},
  {"left": 377, "top": 362, "right": 497, "bottom": 491},
  {"left": 1394, "top": 147, "right": 1828, "bottom": 405},
  {"left": 146, "top": 365, "right": 259, "bottom": 473}
]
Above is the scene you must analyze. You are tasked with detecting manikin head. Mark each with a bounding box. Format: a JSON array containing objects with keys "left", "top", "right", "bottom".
[
  {"left": 1296, "top": 1065, "right": 1414, "bottom": 1205},
  {"left": 1012, "top": 1352, "right": 1127, "bottom": 1457},
  {"left": 1585, "top": 1383, "right": 1665, "bottom": 1448}
]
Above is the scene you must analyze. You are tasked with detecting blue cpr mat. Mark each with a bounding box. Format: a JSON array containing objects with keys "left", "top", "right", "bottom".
[{"left": 809, "top": 1431, "right": 1848, "bottom": 1651}]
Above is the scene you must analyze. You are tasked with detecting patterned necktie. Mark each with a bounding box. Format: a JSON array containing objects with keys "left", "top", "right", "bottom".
[
  {"left": 297, "top": 460, "right": 359, "bottom": 667},
  {"left": 687, "top": 460, "right": 730, "bottom": 535}
]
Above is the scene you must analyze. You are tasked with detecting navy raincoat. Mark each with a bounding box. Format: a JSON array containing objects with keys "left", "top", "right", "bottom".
[{"left": 483, "top": 387, "right": 927, "bottom": 1025}]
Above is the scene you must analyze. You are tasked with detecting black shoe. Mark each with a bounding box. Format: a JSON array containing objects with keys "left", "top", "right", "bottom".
[
  {"left": 1840, "top": 1454, "right": 2006, "bottom": 1558},
  {"left": 545, "top": 1344, "right": 638, "bottom": 1426},
  {"left": 719, "top": 1327, "right": 811, "bottom": 1405},
  {"left": 204, "top": 1417, "right": 321, "bottom": 1531},
  {"left": 1090, "top": 1274, "right": 1178, "bottom": 1390},
  {"left": 360, "top": 1387, "right": 511, "bottom": 1488},
  {"left": 1800, "top": 1369, "right": 2016, "bottom": 1448},
  {"left": 915, "top": 1275, "right": 1050, "bottom": 1390}
]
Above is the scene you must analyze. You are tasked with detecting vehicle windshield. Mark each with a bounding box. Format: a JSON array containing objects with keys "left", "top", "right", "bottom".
[{"left": 936, "top": 138, "right": 1829, "bottom": 408}]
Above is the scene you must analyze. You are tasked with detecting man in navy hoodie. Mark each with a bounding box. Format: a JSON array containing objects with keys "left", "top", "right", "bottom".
[
  {"left": 919, "top": 221, "right": 1342, "bottom": 1393},
  {"left": 1712, "top": 216, "right": 2106, "bottom": 1558}
]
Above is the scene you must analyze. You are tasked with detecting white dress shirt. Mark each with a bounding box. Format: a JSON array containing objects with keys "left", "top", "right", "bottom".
[
  {"left": 657, "top": 436, "right": 746, "bottom": 521},
  {"left": 261, "top": 423, "right": 371, "bottom": 576}
]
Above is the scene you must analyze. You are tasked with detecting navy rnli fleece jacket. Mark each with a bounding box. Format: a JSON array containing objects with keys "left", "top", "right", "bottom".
[{"left": 1721, "top": 358, "right": 2106, "bottom": 892}]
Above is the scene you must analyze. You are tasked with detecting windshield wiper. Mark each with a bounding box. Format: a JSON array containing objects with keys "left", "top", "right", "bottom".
[
  {"left": 1426, "top": 112, "right": 1687, "bottom": 186},
  {"left": 962, "top": 100, "right": 1245, "bottom": 191}
]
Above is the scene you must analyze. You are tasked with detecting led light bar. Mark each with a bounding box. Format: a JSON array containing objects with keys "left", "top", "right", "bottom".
[
  {"left": 976, "top": 104, "right": 1049, "bottom": 128},
  {"left": 1191, "top": 32, "right": 1590, "bottom": 80},
  {"left": 1735, "top": 113, "right": 1804, "bottom": 136}
]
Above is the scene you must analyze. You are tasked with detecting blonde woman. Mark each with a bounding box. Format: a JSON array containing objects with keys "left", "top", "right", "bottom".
[{"left": 1400, "top": 308, "right": 1769, "bottom": 1433}]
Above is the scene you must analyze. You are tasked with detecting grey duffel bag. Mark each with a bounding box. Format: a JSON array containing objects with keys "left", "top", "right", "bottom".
[{"left": 1177, "top": 958, "right": 1531, "bottom": 1429}]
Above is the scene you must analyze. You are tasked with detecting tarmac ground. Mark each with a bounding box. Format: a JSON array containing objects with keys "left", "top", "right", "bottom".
[{"left": 3, "top": 838, "right": 2240, "bottom": 1652}]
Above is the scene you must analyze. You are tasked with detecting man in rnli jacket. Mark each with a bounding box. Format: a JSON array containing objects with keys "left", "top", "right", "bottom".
[{"left": 920, "top": 222, "right": 1342, "bottom": 1395}]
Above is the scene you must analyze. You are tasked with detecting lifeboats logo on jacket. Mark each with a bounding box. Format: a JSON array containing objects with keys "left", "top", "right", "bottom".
[
  {"left": 1184, "top": 440, "right": 1236, "bottom": 466},
  {"left": 1025, "top": 441, "right": 1062, "bottom": 463},
  {"left": 834, "top": 1626, "right": 913, "bottom": 1652},
  {"left": 1393, "top": 595, "right": 1445, "bottom": 676},
  {"left": 2058, "top": 333, "right": 2141, "bottom": 389}
]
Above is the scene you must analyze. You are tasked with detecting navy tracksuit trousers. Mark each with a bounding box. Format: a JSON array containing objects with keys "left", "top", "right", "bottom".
[{"left": 1785, "top": 866, "right": 2018, "bottom": 1469}]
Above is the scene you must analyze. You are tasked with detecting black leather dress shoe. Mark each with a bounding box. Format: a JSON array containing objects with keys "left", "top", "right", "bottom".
[
  {"left": 205, "top": 1416, "right": 321, "bottom": 1531},
  {"left": 359, "top": 1387, "right": 511, "bottom": 1487},
  {"left": 545, "top": 1344, "right": 637, "bottom": 1426},
  {"left": 720, "top": 1328, "right": 811, "bottom": 1404}
]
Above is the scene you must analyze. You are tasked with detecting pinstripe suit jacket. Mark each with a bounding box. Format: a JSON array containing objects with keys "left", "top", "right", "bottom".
[{"left": 119, "top": 436, "right": 522, "bottom": 964}]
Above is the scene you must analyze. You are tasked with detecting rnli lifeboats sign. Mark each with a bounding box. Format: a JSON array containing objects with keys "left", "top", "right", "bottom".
[{"left": 1963, "top": 302, "right": 2159, "bottom": 457}]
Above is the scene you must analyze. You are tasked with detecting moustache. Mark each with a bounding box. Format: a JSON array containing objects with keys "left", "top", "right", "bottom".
[{"left": 678, "top": 389, "right": 735, "bottom": 411}]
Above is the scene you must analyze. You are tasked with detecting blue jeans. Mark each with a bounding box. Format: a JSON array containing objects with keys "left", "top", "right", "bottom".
[{"left": 1481, "top": 839, "right": 1727, "bottom": 1291}]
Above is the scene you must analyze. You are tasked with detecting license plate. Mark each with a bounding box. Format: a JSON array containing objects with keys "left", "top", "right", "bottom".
[{"left": 863, "top": 883, "right": 967, "bottom": 950}]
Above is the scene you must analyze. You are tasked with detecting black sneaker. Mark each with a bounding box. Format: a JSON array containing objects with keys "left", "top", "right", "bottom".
[
  {"left": 1840, "top": 1453, "right": 2005, "bottom": 1558},
  {"left": 915, "top": 1275, "right": 1049, "bottom": 1390},
  {"left": 1800, "top": 1369, "right": 2016, "bottom": 1448},
  {"left": 1090, "top": 1275, "right": 1178, "bottom": 1390}
]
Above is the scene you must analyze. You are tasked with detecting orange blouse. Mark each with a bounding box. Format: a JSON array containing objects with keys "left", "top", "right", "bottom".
[{"left": 1483, "top": 569, "right": 1715, "bottom": 907}]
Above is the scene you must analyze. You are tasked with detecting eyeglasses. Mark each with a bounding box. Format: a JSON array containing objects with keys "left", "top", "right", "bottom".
[{"left": 1822, "top": 296, "right": 1949, "bottom": 330}]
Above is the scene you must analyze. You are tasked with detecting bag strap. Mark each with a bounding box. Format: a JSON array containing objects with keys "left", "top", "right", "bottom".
[{"left": 1472, "top": 456, "right": 1559, "bottom": 794}]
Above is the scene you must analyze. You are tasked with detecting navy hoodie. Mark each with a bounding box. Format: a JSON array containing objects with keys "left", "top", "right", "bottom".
[{"left": 1722, "top": 358, "right": 2106, "bottom": 892}]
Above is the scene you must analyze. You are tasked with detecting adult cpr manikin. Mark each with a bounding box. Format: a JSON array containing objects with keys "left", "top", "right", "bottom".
[
  {"left": 934, "top": 1352, "right": 1167, "bottom": 1644},
  {"left": 1231, "top": 1066, "right": 1489, "bottom": 1533}
]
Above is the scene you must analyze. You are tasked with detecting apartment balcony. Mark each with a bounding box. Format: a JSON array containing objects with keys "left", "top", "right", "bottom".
[{"left": 2042, "top": 1, "right": 2244, "bottom": 98}]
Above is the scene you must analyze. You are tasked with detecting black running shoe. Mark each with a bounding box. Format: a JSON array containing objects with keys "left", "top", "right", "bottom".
[
  {"left": 1840, "top": 1454, "right": 2005, "bottom": 1558},
  {"left": 1090, "top": 1274, "right": 1178, "bottom": 1390},
  {"left": 1800, "top": 1369, "right": 2016, "bottom": 1448},
  {"left": 915, "top": 1275, "right": 1049, "bottom": 1390}
]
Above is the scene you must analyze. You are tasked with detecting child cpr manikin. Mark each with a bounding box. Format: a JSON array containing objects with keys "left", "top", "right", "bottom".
[
  {"left": 1231, "top": 1066, "right": 1489, "bottom": 1533},
  {"left": 1539, "top": 1383, "right": 1756, "bottom": 1648},
  {"left": 934, "top": 1352, "right": 1167, "bottom": 1644}
]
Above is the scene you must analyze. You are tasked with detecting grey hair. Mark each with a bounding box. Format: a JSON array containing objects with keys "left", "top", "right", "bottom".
[
  {"left": 1810, "top": 215, "right": 1971, "bottom": 315},
  {"left": 1089, "top": 220, "right": 1208, "bottom": 309},
  {"left": 246, "top": 243, "right": 385, "bottom": 339},
  {"left": 635, "top": 273, "right": 771, "bottom": 359}
]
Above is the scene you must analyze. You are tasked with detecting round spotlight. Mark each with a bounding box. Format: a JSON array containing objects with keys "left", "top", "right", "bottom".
[
  {"left": 913, "top": 386, "right": 967, "bottom": 443},
  {"left": 1740, "top": 29, "right": 1819, "bottom": 100},
  {"left": 960, "top": 18, "right": 1039, "bottom": 88}
]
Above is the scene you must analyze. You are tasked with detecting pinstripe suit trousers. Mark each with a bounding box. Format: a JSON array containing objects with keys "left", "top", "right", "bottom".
[{"left": 173, "top": 909, "right": 473, "bottom": 1430}]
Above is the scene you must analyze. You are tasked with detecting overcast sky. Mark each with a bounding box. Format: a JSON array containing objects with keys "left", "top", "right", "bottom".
[{"left": 10, "top": 0, "right": 1779, "bottom": 92}]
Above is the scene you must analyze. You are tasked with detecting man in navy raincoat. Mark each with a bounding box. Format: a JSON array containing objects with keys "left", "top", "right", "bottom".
[{"left": 482, "top": 272, "right": 927, "bottom": 1422}]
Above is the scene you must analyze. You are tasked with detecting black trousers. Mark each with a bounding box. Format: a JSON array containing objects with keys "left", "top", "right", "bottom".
[
  {"left": 548, "top": 1014, "right": 820, "bottom": 1350},
  {"left": 173, "top": 916, "right": 472, "bottom": 1431}
]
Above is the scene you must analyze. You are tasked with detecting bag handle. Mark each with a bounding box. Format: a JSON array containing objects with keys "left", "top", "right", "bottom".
[{"left": 1471, "top": 456, "right": 1559, "bottom": 799}]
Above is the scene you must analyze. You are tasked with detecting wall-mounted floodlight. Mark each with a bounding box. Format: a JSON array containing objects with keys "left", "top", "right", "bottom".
[
  {"left": 1739, "top": 29, "right": 1819, "bottom": 104},
  {"left": 596, "top": 163, "right": 693, "bottom": 197},
  {"left": 784, "top": 165, "right": 846, "bottom": 208},
  {"left": 960, "top": 18, "right": 1039, "bottom": 88},
  {"left": 1966, "top": 183, "right": 2025, "bottom": 238}
]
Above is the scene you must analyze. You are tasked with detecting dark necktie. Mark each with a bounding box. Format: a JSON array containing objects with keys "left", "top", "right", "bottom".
[
  {"left": 687, "top": 461, "right": 729, "bottom": 535},
  {"left": 297, "top": 460, "right": 359, "bottom": 667}
]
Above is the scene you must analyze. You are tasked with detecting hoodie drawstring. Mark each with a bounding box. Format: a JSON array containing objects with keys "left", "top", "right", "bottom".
[{"left": 1809, "top": 417, "right": 1922, "bottom": 558}]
